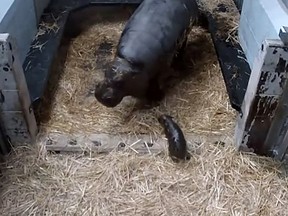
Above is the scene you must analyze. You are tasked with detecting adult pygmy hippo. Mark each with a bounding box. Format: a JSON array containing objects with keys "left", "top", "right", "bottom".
[{"left": 95, "top": 0, "right": 199, "bottom": 108}]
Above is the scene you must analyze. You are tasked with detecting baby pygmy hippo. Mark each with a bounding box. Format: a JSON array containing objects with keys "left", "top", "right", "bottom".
[{"left": 158, "top": 114, "right": 190, "bottom": 162}]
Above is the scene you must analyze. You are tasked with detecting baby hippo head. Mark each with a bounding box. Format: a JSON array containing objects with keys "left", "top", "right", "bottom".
[
  {"left": 158, "top": 114, "right": 173, "bottom": 127},
  {"left": 94, "top": 80, "right": 125, "bottom": 108}
]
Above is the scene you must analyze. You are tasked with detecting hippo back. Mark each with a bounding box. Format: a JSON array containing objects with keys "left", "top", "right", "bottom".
[{"left": 117, "top": 0, "right": 199, "bottom": 68}]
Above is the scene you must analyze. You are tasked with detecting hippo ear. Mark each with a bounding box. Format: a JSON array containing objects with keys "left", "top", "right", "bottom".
[
  {"left": 112, "top": 73, "right": 124, "bottom": 82},
  {"left": 157, "top": 115, "right": 165, "bottom": 123}
]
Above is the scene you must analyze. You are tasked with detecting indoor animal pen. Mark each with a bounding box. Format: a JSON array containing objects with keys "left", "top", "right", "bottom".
[{"left": 1, "top": 0, "right": 288, "bottom": 215}]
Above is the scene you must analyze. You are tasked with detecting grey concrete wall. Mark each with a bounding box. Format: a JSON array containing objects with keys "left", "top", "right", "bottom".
[
  {"left": 0, "top": 0, "right": 14, "bottom": 21},
  {"left": 0, "top": 0, "right": 37, "bottom": 64},
  {"left": 0, "top": 0, "right": 50, "bottom": 65},
  {"left": 238, "top": 0, "right": 288, "bottom": 69},
  {"left": 34, "top": 0, "right": 50, "bottom": 22},
  {"left": 0, "top": 0, "right": 50, "bottom": 148}
]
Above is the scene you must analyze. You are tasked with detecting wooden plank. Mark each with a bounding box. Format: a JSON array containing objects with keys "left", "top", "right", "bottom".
[
  {"left": 8, "top": 34, "right": 39, "bottom": 143},
  {"left": 235, "top": 39, "right": 288, "bottom": 158},
  {"left": 0, "top": 33, "right": 38, "bottom": 147},
  {"left": 43, "top": 132, "right": 230, "bottom": 154}
]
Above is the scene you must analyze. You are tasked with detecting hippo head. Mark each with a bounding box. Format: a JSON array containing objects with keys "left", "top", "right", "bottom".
[
  {"left": 97, "top": 57, "right": 149, "bottom": 106},
  {"left": 94, "top": 80, "right": 125, "bottom": 108}
]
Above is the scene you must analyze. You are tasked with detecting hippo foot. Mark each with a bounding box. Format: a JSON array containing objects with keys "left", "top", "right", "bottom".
[
  {"left": 171, "top": 53, "right": 190, "bottom": 71},
  {"left": 136, "top": 99, "right": 161, "bottom": 110},
  {"left": 146, "top": 90, "right": 165, "bottom": 102},
  {"left": 159, "top": 74, "right": 181, "bottom": 90},
  {"left": 158, "top": 68, "right": 181, "bottom": 90},
  {"left": 173, "top": 50, "right": 186, "bottom": 63},
  {"left": 145, "top": 100, "right": 161, "bottom": 109}
]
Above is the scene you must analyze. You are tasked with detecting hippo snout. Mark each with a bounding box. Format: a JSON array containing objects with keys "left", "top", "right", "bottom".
[{"left": 94, "top": 83, "right": 124, "bottom": 108}]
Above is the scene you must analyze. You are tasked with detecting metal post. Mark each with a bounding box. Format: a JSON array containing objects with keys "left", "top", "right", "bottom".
[{"left": 0, "top": 33, "right": 38, "bottom": 146}]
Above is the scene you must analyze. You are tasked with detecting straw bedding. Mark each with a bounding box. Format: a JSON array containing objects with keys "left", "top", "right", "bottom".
[
  {"left": 1, "top": 143, "right": 288, "bottom": 215},
  {"left": 1, "top": 0, "right": 287, "bottom": 215}
]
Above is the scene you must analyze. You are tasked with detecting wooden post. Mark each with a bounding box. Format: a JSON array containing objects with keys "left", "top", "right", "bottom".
[
  {"left": 235, "top": 30, "right": 288, "bottom": 160},
  {"left": 0, "top": 33, "right": 38, "bottom": 146}
]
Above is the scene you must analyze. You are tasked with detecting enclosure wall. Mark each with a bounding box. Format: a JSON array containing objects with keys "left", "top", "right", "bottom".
[
  {"left": 238, "top": 0, "right": 288, "bottom": 69},
  {"left": 0, "top": 0, "right": 50, "bottom": 64}
]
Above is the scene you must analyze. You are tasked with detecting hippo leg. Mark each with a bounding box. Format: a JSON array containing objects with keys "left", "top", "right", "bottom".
[
  {"left": 139, "top": 76, "right": 165, "bottom": 109},
  {"left": 174, "top": 36, "right": 188, "bottom": 61},
  {"left": 147, "top": 78, "right": 165, "bottom": 100},
  {"left": 134, "top": 75, "right": 165, "bottom": 110},
  {"left": 158, "top": 66, "right": 180, "bottom": 90},
  {"left": 172, "top": 27, "right": 191, "bottom": 68}
]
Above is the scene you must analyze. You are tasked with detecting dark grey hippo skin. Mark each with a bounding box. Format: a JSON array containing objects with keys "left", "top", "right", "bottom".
[{"left": 95, "top": 0, "right": 199, "bottom": 108}]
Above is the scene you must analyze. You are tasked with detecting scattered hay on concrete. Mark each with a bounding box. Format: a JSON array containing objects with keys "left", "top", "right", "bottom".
[{"left": 1, "top": 141, "right": 288, "bottom": 215}]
